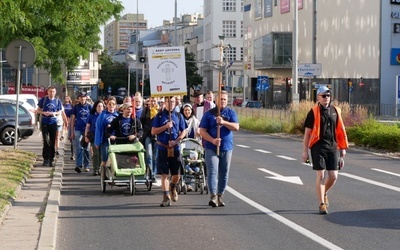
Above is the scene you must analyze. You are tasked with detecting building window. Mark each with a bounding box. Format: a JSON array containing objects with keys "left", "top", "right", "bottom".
[
  {"left": 241, "top": 21, "right": 243, "bottom": 38},
  {"left": 254, "top": 32, "right": 292, "bottom": 69},
  {"left": 223, "top": 20, "right": 236, "bottom": 38},
  {"left": 223, "top": 0, "right": 236, "bottom": 12},
  {"left": 226, "top": 47, "right": 236, "bottom": 62},
  {"left": 240, "top": 47, "right": 243, "bottom": 61}
]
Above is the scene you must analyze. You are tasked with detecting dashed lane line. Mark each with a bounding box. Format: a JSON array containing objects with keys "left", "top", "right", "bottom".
[{"left": 226, "top": 186, "right": 343, "bottom": 250}]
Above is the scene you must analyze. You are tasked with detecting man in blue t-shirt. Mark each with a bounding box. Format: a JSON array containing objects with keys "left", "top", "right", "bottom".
[
  {"left": 151, "top": 96, "right": 187, "bottom": 207},
  {"left": 70, "top": 92, "right": 92, "bottom": 172},
  {"left": 37, "top": 86, "right": 63, "bottom": 167},
  {"left": 199, "top": 91, "right": 240, "bottom": 207}
]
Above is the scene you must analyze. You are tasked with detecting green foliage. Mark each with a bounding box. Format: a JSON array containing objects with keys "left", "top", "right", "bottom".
[
  {"left": 99, "top": 52, "right": 131, "bottom": 95},
  {"left": 0, "top": 0, "right": 124, "bottom": 83},
  {"left": 239, "top": 116, "right": 284, "bottom": 133},
  {"left": 347, "top": 119, "right": 400, "bottom": 151},
  {"left": 238, "top": 100, "right": 400, "bottom": 152},
  {"left": 185, "top": 51, "right": 203, "bottom": 90}
]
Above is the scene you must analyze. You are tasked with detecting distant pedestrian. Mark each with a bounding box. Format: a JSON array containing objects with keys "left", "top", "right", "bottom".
[
  {"left": 36, "top": 86, "right": 63, "bottom": 167},
  {"left": 63, "top": 96, "right": 75, "bottom": 160},
  {"left": 70, "top": 92, "right": 92, "bottom": 173},
  {"left": 140, "top": 97, "right": 161, "bottom": 182},
  {"left": 192, "top": 92, "right": 215, "bottom": 121},
  {"left": 302, "top": 86, "right": 349, "bottom": 214},
  {"left": 85, "top": 100, "right": 105, "bottom": 176},
  {"left": 199, "top": 91, "right": 239, "bottom": 207}
]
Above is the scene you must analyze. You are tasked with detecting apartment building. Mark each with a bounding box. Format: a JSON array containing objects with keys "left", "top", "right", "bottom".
[{"left": 104, "top": 14, "right": 148, "bottom": 54}]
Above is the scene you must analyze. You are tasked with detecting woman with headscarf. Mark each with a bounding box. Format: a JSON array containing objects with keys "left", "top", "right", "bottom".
[{"left": 180, "top": 103, "right": 201, "bottom": 142}]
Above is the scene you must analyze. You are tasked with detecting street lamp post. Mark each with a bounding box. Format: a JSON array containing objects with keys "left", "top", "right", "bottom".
[{"left": 292, "top": 0, "right": 299, "bottom": 106}]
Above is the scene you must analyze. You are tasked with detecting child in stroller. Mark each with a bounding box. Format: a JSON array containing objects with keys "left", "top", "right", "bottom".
[{"left": 179, "top": 138, "right": 207, "bottom": 194}]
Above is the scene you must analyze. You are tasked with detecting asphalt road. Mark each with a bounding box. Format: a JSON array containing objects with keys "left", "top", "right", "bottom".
[{"left": 56, "top": 130, "right": 400, "bottom": 250}]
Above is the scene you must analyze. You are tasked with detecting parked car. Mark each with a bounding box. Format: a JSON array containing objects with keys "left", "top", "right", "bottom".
[
  {"left": 0, "top": 94, "right": 37, "bottom": 125},
  {"left": 233, "top": 97, "right": 244, "bottom": 106},
  {"left": 241, "top": 100, "right": 263, "bottom": 108},
  {"left": 0, "top": 99, "right": 35, "bottom": 145}
]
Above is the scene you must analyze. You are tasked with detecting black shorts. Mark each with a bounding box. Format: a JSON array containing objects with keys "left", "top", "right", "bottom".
[
  {"left": 157, "top": 149, "right": 182, "bottom": 175},
  {"left": 310, "top": 148, "right": 338, "bottom": 171}
]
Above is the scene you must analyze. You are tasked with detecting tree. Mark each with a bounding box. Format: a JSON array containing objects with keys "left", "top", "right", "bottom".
[
  {"left": 0, "top": 0, "right": 124, "bottom": 83},
  {"left": 98, "top": 52, "right": 130, "bottom": 96},
  {"left": 185, "top": 51, "right": 203, "bottom": 90}
]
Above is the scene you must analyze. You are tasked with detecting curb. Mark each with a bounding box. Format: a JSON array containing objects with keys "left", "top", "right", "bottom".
[{"left": 37, "top": 143, "right": 64, "bottom": 250}]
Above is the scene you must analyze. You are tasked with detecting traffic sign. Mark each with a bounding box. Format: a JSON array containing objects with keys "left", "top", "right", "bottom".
[
  {"left": 257, "top": 76, "right": 269, "bottom": 91},
  {"left": 298, "top": 63, "right": 322, "bottom": 77}
]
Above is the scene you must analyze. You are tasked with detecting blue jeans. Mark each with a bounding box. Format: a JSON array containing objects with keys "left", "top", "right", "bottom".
[
  {"left": 205, "top": 148, "right": 233, "bottom": 195},
  {"left": 144, "top": 136, "right": 158, "bottom": 176},
  {"left": 74, "top": 130, "right": 90, "bottom": 168}
]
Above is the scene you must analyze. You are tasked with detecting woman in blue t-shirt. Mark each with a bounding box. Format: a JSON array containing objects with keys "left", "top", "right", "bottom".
[
  {"left": 84, "top": 100, "right": 105, "bottom": 175},
  {"left": 94, "top": 97, "right": 119, "bottom": 170}
]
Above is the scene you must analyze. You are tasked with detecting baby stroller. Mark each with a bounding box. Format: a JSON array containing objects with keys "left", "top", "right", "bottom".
[
  {"left": 178, "top": 138, "right": 208, "bottom": 195},
  {"left": 101, "top": 138, "right": 152, "bottom": 195}
]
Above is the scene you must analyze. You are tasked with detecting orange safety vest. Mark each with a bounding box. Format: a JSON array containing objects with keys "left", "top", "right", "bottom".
[{"left": 308, "top": 105, "right": 349, "bottom": 149}]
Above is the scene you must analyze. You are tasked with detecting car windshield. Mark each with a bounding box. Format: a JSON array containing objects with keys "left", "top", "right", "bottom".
[{"left": 2, "top": 105, "right": 29, "bottom": 115}]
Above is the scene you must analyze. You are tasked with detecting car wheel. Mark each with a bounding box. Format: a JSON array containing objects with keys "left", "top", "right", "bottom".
[{"left": 1, "top": 127, "right": 16, "bottom": 145}]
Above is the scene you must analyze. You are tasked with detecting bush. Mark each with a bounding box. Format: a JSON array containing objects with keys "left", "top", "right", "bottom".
[{"left": 347, "top": 119, "right": 400, "bottom": 151}]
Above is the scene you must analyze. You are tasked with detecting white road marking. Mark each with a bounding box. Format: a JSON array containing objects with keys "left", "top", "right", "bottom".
[
  {"left": 237, "top": 144, "right": 250, "bottom": 148},
  {"left": 226, "top": 186, "right": 343, "bottom": 250},
  {"left": 276, "top": 155, "right": 296, "bottom": 161},
  {"left": 254, "top": 149, "right": 271, "bottom": 154},
  {"left": 258, "top": 168, "right": 303, "bottom": 185},
  {"left": 371, "top": 168, "right": 400, "bottom": 177},
  {"left": 339, "top": 172, "right": 400, "bottom": 192}
]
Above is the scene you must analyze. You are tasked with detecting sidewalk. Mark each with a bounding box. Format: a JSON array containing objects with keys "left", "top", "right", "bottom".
[{"left": 0, "top": 131, "right": 63, "bottom": 250}]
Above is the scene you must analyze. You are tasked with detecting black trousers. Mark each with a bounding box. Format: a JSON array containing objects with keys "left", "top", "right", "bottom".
[{"left": 41, "top": 123, "right": 58, "bottom": 161}]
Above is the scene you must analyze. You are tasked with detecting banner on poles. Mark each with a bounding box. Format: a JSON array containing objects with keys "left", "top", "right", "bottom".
[{"left": 147, "top": 46, "right": 187, "bottom": 97}]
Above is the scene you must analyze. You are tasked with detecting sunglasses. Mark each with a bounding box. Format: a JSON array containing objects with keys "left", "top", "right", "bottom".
[{"left": 320, "top": 94, "right": 330, "bottom": 98}]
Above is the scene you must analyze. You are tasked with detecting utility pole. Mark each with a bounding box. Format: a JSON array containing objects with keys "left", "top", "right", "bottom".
[
  {"left": 0, "top": 48, "right": 3, "bottom": 95},
  {"left": 174, "top": 0, "right": 177, "bottom": 46},
  {"left": 135, "top": 0, "right": 139, "bottom": 95},
  {"left": 292, "top": 0, "right": 299, "bottom": 106}
]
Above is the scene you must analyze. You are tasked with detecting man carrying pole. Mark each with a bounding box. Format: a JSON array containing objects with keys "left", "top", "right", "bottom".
[
  {"left": 199, "top": 91, "right": 239, "bottom": 207},
  {"left": 151, "top": 96, "right": 187, "bottom": 207}
]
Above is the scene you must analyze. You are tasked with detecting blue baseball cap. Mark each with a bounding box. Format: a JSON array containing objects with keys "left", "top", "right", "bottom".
[{"left": 317, "top": 86, "right": 331, "bottom": 95}]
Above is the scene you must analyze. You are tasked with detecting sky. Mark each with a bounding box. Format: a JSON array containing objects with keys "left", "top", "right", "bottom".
[{"left": 120, "top": 0, "right": 204, "bottom": 28}]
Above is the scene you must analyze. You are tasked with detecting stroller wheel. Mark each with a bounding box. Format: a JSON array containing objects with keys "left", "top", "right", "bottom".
[
  {"left": 200, "top": 183, "right": 204, "bottom": 194},
  {"left": 101, "top": 166, "right": 106, "bottom": 193},
  {"left": 129, "top": 174, "right": 135, "bottom": 196}
]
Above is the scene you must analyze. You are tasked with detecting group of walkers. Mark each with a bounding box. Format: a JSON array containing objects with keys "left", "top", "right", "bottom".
[{"left": 36, "top": 85, "right": 348, "bottom": 214}]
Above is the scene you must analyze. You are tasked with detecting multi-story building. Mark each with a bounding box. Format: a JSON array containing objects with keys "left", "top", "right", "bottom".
[
  {"left": 202, "top": 0, "right": 244, "bottom": 94},
  {"left": 65, "top": 51, "right": 101, "bottom": 100},
  {"left": 243, "top": 0, "right": 400, "bottom": 115},
  {"left": 104, "top": 14, "right": 148, "bottom": 54}
]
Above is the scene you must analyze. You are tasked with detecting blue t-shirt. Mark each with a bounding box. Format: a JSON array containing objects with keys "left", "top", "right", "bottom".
[
  {"left": 94, "top": 110, "right": 119, "bottom": 146},
  {"left": 152, "top": 110, "right": 186, "bottom": 151},
  {"left": 38, "top": 97, "right": 62, "bottom": 125},
  {"left": 63, "top": 103, "right": 73, "bottom": 118},
  {"left": 72, "top": 103, "right": 91, "bottom": 133},
  {"left": 87, "top": 112, "right": 100, "bottom": 135},
  {"left": 199, "top": 107, "right": 239, "bottom": 151}
]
